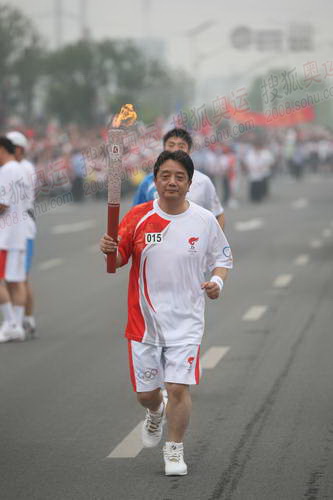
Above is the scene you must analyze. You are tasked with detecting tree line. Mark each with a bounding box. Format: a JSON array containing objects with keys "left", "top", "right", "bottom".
[{"left": 0, "top": 4, "right": 193, "bottom": 129}]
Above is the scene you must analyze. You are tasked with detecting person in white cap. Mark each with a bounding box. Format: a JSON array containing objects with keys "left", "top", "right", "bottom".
[
  {"left": 6, "top": 131, "right": 37, "bottom": 337},
  {"left": 0, "top": 137, "right": 27, "bottom": 341}
]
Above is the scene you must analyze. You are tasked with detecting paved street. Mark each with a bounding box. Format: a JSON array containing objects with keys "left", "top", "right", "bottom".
[{"left": 1, "top": 174, "right": 333, "bottom": 500}]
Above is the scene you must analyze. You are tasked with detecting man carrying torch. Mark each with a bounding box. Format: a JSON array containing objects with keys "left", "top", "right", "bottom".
[{"left": 100, "top": 149, "right": 233, "bottom": 476}]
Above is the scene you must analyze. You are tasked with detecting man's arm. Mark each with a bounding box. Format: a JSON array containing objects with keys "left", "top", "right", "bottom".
[
  {"left": 201, "top": 267, "right": 228, "bottom": 300},
  {"left": 100, "top": 233, "right": 123, "bottom": 268},
  {"left": 216, "top": 212, "right": 225, "bottom": 231}
]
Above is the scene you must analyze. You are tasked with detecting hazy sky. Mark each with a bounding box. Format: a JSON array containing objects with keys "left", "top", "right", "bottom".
[{"left": 10, "top": 0, "right": 333, "bottom": 99}]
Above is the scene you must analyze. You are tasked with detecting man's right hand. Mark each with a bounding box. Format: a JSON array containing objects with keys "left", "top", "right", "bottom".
[{"left": 100, "top": 233, "right": 119, "bottom": 254}]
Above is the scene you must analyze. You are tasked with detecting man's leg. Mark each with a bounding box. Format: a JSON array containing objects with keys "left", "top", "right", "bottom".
[
  {"left": 0, "top": 280, "right": 16, "bottom": 325},
  {"left": 137, "top": 387, "right": 163, "bottom": 412},
  {"left": 7, "top": 281, "right": 26, "bottom": 327},
  {"left": 165, "top": 383, "right": 191, "bottom": 443},
  {"left": 25, "top": 280, "right": 34, "bottom": 316}
]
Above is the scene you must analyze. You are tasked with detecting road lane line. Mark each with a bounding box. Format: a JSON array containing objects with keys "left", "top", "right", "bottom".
[
  {"left": 273, "top": 274, "right": 293, "bottom": 288},
  {"left": 107, "top": 421, "right": 144, "bottom": 458},
  {"left": 38, "top": 258, "right": 63, "bottom": 271},
  {"left": 323, "top": 228, "right": 332, "bottom": 238},
  {"left": 201, "top": 346, "right": 230, "bottom": 369},
  {"left": 235, "top": 218, "right": 264, "bottom": 232},
  {"left": 242, "top": 306, "right": 267, "bottom": 321},
  {"left": 294, "top": 254, "right": 309, "bottom": 266},
  {"left": 292, "top": 198, "right": 308, "bottom": 209},
  {"left": 310, "top": 239, "right": 322, "bottom": 249},
  {"left": 51, "top": 219, "right": 96, "bottom": 235}
]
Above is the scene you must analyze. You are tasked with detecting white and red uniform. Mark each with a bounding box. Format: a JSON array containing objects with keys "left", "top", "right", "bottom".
[
  {"left": 0, "top": 161, "right": 28, "bottom": 281},
  {"left": 117, "top": 199, "right": 233, "bottom": 391}
]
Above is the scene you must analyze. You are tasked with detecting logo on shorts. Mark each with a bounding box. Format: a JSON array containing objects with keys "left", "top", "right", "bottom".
[
  {"left": 188, "top": 237, "right": 199, "bottom": 253},
  {"left": 186, "top": 356, "right": 195, "bottom": 371},
  {"left": 136, "top": 367, "right": 158, "bottom": 381}
]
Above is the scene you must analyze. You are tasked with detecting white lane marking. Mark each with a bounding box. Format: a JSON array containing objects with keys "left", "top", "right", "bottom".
[
  {"left": 310, "top": 239, "right": 322, "bottom": 249},
  {"left": 235, "top": 218, "right": 264, "bottom": 232},
  {"left": 242, "top": 306, "right": 267, "bottom": 321},
  {"left": 38, "top": 258, "right": 63, "bottom": 271},
  {"left": 292, "top": 198, "right": 308, "bottom": 209},
  {"left": 294, "top": 254, "right": 309, "bottom": 266},
  {"left": 107, "top": 421, "right": 144, "bottom": 458},
  {"left": 323, "top": 228, "right": 332, "bottom": 238},
  {"left": 87, "top": 243, "right": 100, "bottom": 253},
  {"left": 51, "top": 219, "right": 96, "bottom": 235},
  {"left": 273, "top": 274, "right": 293, "bottom": 288},
  {"left": 201, "top": 346, "right": 230, "bottom": 369}
]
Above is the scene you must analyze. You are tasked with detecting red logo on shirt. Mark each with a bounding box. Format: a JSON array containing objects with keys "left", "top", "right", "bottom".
[
  {"left": 188, "top": 237, "right": 199, "bottom": 249},
  {"left": 187, "top": 356, "right": 195, "bottom": 365}
]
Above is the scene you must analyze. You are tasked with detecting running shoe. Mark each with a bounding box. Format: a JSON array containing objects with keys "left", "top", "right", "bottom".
[
  {"left": 163, "top": 441, "right": 188, "bottom": 476},
  {"left": 141, "top": 396, "right": 166, "bottom": 448}
]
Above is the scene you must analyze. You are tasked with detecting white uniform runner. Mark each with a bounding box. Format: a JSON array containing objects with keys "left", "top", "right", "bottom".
[
  {"left": 187, "top": 170, "right": 223, "bottom": 217},
  {"left": 118, "top": 199, "right": 232, "bottom": 392},
  {"left": 0, "top": 161, "right": 28, "bottom": 281},
  {"left": 20, "top": 158, "right": 37, "bottom": 241}
]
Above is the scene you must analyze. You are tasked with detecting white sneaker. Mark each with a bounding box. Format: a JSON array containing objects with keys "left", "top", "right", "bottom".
[
  {"left": 0, "top": 322, "right": 11, "bottom": 343},
  {"left": 141, "top": 397, "right": 166, "bottom": 448},
  {"left": 163, "top": 442, "right": 188, "bottom": 476},
  {"left": 23, "top": 319, "right": 36, "bottom": 339},
  {"left": 0, "top": 322, "right": 25, "bottom": 342},
  {"left": 9, "top": 324, "right": 25, "bottom": 341}
]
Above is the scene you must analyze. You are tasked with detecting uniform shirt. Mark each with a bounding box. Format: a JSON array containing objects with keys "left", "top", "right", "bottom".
[
  {"left": 133, "top": 170, "right": 224, "bottom": 216},
  {"left": 20, "top": 158, "right": 37, "bottom": 239},
  {"left": 244, "top": 148, "right": 274, "bottom": 181},
  {"left": 0, "top": 160, "right": 28, "bottom": 250},
  {"left": 118, "top": 199, "right": 232, "bottom": 347}
]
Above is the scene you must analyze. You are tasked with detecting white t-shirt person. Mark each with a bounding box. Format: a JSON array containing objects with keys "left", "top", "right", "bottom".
[
  {"left": 20, "top": 158, "right": 37, "bottom": 240},
  {"left": 0, "top": 160, "right": 28, "bottom": 250},
  {"left": 244, "top": 148, "right": 274, "bottom": 181},
  {"left": 118, "top": 199, "right": 233, "bottom": 347}
]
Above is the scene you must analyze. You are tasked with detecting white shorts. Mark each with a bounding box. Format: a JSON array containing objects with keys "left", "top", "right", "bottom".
[
  {"left": 0, "top": 249, "right": 26, "bottom": 282},
  {"left": 128, "top": 340, "right": 201, "bottom": 392}
]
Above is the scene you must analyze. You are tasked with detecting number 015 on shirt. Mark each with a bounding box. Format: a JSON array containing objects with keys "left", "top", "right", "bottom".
[{"left": 145, "top": 233, "right": 163, "bottom": 244}]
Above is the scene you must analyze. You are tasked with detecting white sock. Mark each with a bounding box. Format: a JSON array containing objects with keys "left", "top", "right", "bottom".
[
  {"left": 166, "top": 441, "right": 183, "bottom": 448},
  {"left": 13, "top": 305, "right": 24, "bottom": 327},
  {"left": 0, "top": 302, "right": 16, "bottom": 324},
  {"left": 24, "top": 315, "right": 36, "bottom": 328}
]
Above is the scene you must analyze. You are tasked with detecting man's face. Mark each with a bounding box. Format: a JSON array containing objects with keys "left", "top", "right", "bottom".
[
  {"left": 164, "top": 136, "right": 190, "bottom": 153},
  {"left": 155, "top": 160, "right": 191, "bottom": 202}
]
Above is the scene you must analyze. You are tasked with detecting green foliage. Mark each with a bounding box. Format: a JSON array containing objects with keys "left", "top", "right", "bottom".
[
  {"left": 0, "top": 4, "right": 194, "bottom": 127},
  {"left": 0, "top": 4, "right": 44, "bottom": 127}
]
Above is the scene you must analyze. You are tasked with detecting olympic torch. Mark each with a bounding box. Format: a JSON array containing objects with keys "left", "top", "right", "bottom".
[{"left": 106, "top": 104, "right": 137, "bottom": 273}]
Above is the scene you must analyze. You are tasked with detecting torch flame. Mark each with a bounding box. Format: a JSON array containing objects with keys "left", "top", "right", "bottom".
[{"left": 112, "top": 104, "right": 137, "bottom": 128}]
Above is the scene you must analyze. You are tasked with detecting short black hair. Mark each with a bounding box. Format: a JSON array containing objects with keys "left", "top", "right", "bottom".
[
  {"left": 163, "top": 128, "right": 192, "bottom": 151},
  {"left": 153, "top": 150, "right": 194, "bottom": 181},
  {"left": 0, "top": 137, "right": 16, "bottom": 154}
]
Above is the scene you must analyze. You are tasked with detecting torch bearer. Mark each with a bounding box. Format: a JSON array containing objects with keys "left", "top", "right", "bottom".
[{"left": 106, "top": 104, "right": 137, "bottom": 273}]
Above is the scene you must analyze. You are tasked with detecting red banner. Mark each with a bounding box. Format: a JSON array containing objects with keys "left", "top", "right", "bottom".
[{"left": 228, "top": 104, "right": 315, "bottom": 128}]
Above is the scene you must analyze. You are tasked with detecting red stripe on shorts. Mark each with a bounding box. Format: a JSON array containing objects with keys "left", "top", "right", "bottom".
[
  {"left": 0, "top": 250, "right": 7, "bottom": 280},
  {"left": 195, "top": 346, "right": 200, "bottom": 384},
  {"left": 127, "top": 341, "right": 137, "bottom": 392}
]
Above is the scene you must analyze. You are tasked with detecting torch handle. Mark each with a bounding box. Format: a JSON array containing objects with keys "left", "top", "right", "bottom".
[{"left": 107, "top": 203, "right": 120, "bottom": 273}]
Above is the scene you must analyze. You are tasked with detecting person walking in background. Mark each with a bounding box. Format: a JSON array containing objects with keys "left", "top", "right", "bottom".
[
  {"left": 0, "top": 137, "right": 28, "bottom": 342},
  {"left": 6, "top": 131, "right": 37, "bottom": 338},
  {"left": 243, "top": 137, "right": 275, "bottom": 202}
]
